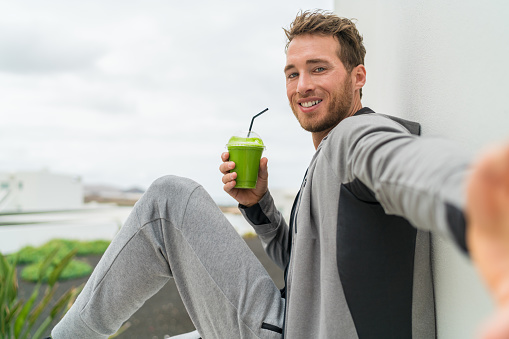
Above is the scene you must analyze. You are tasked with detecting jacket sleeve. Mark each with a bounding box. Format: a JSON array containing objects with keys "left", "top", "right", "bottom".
[
  {"left": 239, "top": 190, "right": 291, "bottom": 270},
  {"left": 328, "top": 114, "right": 473, "bottom": 253}
]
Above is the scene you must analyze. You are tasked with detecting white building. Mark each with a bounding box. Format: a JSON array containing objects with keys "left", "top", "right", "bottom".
[
  {"left": 0, "top": 170, "right": 83, "bottom": 212},
  {"left": 334, "top": 1, "right": 507, "bottom": 336}
]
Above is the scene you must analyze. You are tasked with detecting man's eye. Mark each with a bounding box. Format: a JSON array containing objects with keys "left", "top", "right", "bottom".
[
  {"left": 315, "top": 67, "right": 325, "bottom": 72},
  {"left": 288, "top": 72, "right": 298, "bottom": 79}
]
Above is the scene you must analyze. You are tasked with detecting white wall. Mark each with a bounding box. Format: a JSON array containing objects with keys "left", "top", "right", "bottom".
[
  {"left": 0, "top": 171, "right": 83, "bottom": 212},
  {"left": 334, "top": 1, "right": 508, "bottom": 337}
]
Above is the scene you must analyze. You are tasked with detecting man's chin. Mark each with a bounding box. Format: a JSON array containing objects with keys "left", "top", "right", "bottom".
[
  {"left": 299, "top": 121, "right": 337, "bottom": 133},
  {"left": 291, "top": 107, "right": 339, "bottom": 133}
]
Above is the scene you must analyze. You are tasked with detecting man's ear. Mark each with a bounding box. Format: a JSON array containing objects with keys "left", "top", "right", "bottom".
[{"left": 353, "top": 64, "right": 366, "bottom": 90}]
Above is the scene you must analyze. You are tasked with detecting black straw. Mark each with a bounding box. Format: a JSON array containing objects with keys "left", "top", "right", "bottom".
[{"left": 248, "top": 108, "right": 268, "bottom": 137}]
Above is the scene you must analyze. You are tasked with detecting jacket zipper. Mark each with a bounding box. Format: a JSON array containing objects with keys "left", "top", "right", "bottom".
[{"left": 282, "top": 171, "right": 307, "bottom": 337}]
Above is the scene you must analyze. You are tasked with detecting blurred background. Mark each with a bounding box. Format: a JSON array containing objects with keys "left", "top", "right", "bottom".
[
  {"left": 0, "top": 0, "right": 332, "bottom": 251},
  {"left": 1, "top": 0, "right": 508, "bottom": 338},
  {"left": 0, "top": 0, "right": 332, "bottom": 208},
  {"left": 0, "top": 1, "right": 330, "bottom": 338}
]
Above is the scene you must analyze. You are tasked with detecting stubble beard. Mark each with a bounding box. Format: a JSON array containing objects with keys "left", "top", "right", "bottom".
[{"left": 291, "top": 76, "right": 353, "bottom": 133}]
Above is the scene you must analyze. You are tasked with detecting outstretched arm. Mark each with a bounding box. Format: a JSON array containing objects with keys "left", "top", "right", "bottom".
[
  {"left": 330, "top": 114, "right": 509, "bottom": 337},
  {"left": 328, "top": 114, "right": 472, "bottom": 246},
  {"left": 467, "top": 144, "right": 509, "bottom": 339}
]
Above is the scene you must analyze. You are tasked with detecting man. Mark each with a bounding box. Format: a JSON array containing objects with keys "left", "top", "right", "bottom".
[{"left": 51, "top": 10, "right": 509, "bottom": 339}]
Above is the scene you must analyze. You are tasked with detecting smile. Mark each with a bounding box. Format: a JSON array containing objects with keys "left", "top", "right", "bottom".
[{"left": 300, "top": 100, "right": 322, "bottom": 108}]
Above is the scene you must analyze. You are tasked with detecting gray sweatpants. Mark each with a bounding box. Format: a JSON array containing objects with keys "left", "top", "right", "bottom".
[{"left": 51, "top": 176, "right": 285, "bottom": 339}]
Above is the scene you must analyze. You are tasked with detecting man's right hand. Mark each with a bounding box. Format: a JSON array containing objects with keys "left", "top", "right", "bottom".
[
  {"left": 219, "top": 152, "right": 269, "bottom": 207},
  {"left": 466, "top": 144, "right": 509, "bottom": 338}
]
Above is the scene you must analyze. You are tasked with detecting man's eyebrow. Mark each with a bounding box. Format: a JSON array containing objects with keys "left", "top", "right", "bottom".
[
  {"left": 284, "top": 64, "right": 295, "bottom": 73},
  {"left": 306, "top": 58, "right": 331, "bottom": 66},
  {"left": 284, "top": 59, "right": 332, "bottom": 73}
]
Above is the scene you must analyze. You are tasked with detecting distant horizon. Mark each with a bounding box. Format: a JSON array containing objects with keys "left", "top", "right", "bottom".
[
  {"left": 1, "top": 0, "right": 329, "bottom": 209},
  {"left": 0, "top": 167, "right": 301, "bottom": 208}
]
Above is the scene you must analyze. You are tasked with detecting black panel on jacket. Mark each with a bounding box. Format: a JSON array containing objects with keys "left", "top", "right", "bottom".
[
  {"left": 337, "top": 184, "right": 417, "bottom": 339},
  {"left": 446, "top": 202, "right": 469, "bottom": 254},
  {"left": 240, "top": 203, "right": 271, "bottom": 225},
  {"left": 352, "top": 109, "right": 468, "bottom": 255}
]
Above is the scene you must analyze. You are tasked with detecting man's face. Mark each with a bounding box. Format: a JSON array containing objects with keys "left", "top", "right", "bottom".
[{"left": 284, "top": 34, "right": 354, "bottom": 133}]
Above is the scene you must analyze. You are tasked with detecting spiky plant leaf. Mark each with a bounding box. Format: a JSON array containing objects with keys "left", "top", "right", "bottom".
[
  {"left": 14, "top": 283, "right": 41, "bottom": 337},
  {"left": 38, "top": 247, "right": 60, "bottom": 283},
  {"left": 48, "top": 249, "right": 77, "bottom": 287}
]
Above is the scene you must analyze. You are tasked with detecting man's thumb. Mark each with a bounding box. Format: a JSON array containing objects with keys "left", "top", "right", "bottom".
[{"left": 259, "top": 157, "right": 269, "bottom": 179}]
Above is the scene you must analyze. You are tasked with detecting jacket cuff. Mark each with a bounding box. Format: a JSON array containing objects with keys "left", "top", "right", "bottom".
[
  {"left": 239, "top": 191, "right": 272, "bottom": 225},
  {"left": 445, "top": 202, "right": 468, "bottom": 254}
]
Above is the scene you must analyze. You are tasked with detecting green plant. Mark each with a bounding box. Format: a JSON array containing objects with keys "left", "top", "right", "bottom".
[
  {"left": 21, "top": 260, "right": 92, "bottom": 283},
  {"left": 1, "top": 241, "right": 130, "bottom": 338},
  {"left": 12, "top": 239, "right": 110, "bottom": 265},
  {"left": 8, "top": 239, "right": 111, "bottom": 283},
  {"left": 74, "top": 240, "right": 110, "bottom": 256},
  {"left": 0, "top": 248, "right": 82, "bottom": 339}
]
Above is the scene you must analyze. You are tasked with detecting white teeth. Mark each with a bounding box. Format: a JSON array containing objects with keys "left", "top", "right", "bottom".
[{"left": 300, "top": 100, "right": 322, "bottom": 108}]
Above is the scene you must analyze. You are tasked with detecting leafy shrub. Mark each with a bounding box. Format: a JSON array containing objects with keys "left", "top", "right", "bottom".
[
  {"left": 21, "top": 260, "right": 93, "bottom": 283},
  {"left": 8, "top": 239, "right": 110, "bottom": 282},
  {"left": 13, "top": 239, "right": 110, "bottom": 265},
  {"left": 1, "top": 240, "right": 129, "bottom": 338},
  {"left": 74, "top": 240, "right": 110, "bottom": 256},
  {"left": 0, "top": 248, "right": 82, "bottom": 338}
]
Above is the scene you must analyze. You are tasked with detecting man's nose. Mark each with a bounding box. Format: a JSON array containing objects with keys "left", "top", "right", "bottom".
[{"left": 296, "top": 73, "right": 315, "bottom": 95}]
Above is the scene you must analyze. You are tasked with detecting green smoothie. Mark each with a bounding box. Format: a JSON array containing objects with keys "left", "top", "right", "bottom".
[{"left": 226, "top": 132, "right": 265, "bottom": 189}]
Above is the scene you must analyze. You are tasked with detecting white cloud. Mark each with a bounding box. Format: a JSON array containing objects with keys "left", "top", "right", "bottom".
[
  {"left": 0, "top": 0, "right": 332, "bottom": 202},
  {"left": 0, "top": 24, "right": 105, "bottom": 73}
]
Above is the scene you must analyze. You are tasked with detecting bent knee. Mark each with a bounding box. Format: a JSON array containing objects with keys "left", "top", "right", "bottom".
[
  {"left": 137, "top": 176, "right": 207, "bottom": 224},
  {"left": 147, "top": 175, "right": 201, "bottom": 199}
]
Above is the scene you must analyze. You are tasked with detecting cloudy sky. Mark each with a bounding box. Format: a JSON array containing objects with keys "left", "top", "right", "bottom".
[{"left": 0, "top": 0, "right": 333, "bottom": 204}]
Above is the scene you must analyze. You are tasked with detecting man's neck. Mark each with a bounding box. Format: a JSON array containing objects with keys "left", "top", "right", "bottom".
[
  {"left": 312, "top": 129, "right": 332, "bottom": 150},
  {"left": 311, "top": 101, "right": 363, "bottom": 149}
]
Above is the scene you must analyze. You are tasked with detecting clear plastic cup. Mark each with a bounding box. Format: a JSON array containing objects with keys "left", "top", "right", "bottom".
[{"left": 226, "top": 131, "right": 265, "bottom": 189}]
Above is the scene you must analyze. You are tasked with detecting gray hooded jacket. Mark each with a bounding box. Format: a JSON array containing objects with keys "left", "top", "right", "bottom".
[{"left": 241, "top": 107, "right": 471, "bottom": 338}]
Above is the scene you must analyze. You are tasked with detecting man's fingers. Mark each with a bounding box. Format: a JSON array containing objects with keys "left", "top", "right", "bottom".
[
  {"left": 467, "top": 143, "right": 509, "bottom": 235},
  {"left": 258, "top": 157, "right": 269, "bottom": 179},
  {"left": 493, "top": 146, "right": 509, "bottom": 194},
  {"left": 473, "top": 145, "right": 509, "bottom": 202},
  {"left": 222, "top": 172, "right": 237, "bottom": 184},
  {"left": 219, "top": 152, "right": 231, "bottom": 174},
  {"left": 219, "top": 162, "right": 228, "bottom": 174},
  {"left": 478, "top": 304, "right": 509, "bottom": 339},
  {"left": 221, "top": 152, "right": 230, "bottom": 162},
  {"left": 223, "top": 180, "right": 237, "bottom": 193},
  {"left": 219, "top": 161, "right": 235, "bottom": 175}
]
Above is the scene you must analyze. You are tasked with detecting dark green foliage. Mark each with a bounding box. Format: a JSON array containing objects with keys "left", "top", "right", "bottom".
[
  {"left": 21, "top": 260, "right": 93, "bottom": 283},
  {"left": 1, "top": 239, "right": 129, "bottom": 338},
  {"left": 12, "top": 239, "right": 110, "bottom": 265},
  {"left": 8, "top": 239, "right": 110, "bottom": 282},
  {"left": 0, "top": 249, "right": 82, "bottom": 339},
  {"left": 74, "top": 240, "right": 110, "bottom": 256}
]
